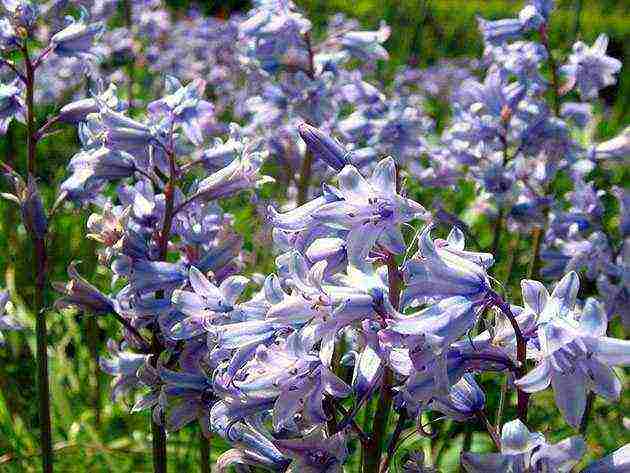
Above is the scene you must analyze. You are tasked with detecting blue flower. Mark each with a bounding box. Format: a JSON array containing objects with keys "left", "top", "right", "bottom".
[
  {"left": 0, "top": 290, "right": 20, "bottom": 345},
  {"left": 402, "top": 227, "right": 493, "bottom": 307},
  {"left": 516, "top": 272, "right": 630, "bottom": 427},
  {"left": 0, "top": 80, "right": 25, "bottom": 135},
  {"left": 462, "top": 419, "right": 585, "bottom": 472},
  {"left": 50, "top": 7, "right": 103, "bottom": 60},
  {"left": 560, "top": 34, "right": 622, "bottom": 100}
]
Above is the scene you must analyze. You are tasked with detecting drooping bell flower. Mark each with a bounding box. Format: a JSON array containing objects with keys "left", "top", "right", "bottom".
[
  {"left": 462, "top": 419, "right": 585, "bottom": 472},
  {"left": 50, "top": 7, "right": 103, "bottom": 60}
]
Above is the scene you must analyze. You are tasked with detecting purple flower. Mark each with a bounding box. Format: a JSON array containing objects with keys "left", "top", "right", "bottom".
[
  {"left": 274, "top": 427, "right": 348, "bottom": 473},
  {"left": 169, "top": 266, "right": 249, "bottom": 340},
  {"left": 50, "top": 7, "right": 104, "bottom": 60},
  {"left": 58, "top": 83, "right": 124, "bottom": 124},
  {"left": 429, "top": 374, "right": 485, "bottom": 421},
  {"left": 583, "top": 444, "right": 630, "bottom": 472},
  {"left": 53, "top": 261, "right": 115, "bottom": 314},
  {"left": 312, "top": 157, "right": 428, "bottom": 259},
  {"left": 0, "top": 80, "right": 25, "bottom": 134},
  {"left": 462, "top": 419, "right": 585, "bottom": 472},
  {"left": 99, "top": 340, "right": 149, "bottom": 401},
  {"left": 0, "top": 290, "right": 20, "bottom": 344},
  {"left": 1, "top": 172, "right": 47, "bottom": 239},
  {"left": 560, "top": 34, "right": 622, "bottom": 100},
  {"left": 402, "top": 227, "right": 493, "bottom": 307},
  {"left": 516, "top": 272, "right": 630, "bottom": 427},
  {"left": 148, "top": 76, "right": 214, "bottom": 146}
]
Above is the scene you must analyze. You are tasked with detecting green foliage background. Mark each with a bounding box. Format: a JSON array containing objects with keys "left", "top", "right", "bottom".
[{"left": 0, "top": 0, "right": 627, "bottom": 471}]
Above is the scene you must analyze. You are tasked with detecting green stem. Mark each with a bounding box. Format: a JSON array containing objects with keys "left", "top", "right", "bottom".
[
  {"left": 380, "top": 409, "right": 408, "bottom": 473},
  {"left": 23, "top": 42, "right": 54, "bottom": 473},
  {"left": 526, "top": 227, "right": 542, "bottom": 280}
]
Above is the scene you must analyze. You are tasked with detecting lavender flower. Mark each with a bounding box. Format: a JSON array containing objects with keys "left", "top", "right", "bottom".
[
  {"left": 516, "top": 273, "right": 630, "bottom": 426},
  {"left": 50, "top": 7, "right": 104, "bottom": 60},
  {"left": 561, "top": 34, "right": 622, "bottom": 100},
  {"left": 0, "top": 289, "right": 20, "bottom": 344},
  {"left": 0, "top": 80, "right": 25, "bottom": 134},
  {"left": 462, "top": 419, "right": 585, "bottom": 472}
]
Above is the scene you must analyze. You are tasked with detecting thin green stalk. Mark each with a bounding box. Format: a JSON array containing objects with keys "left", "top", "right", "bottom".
[
  {"left": 526, "top": 226, "right": 542, "bottom": 280},
  {"left": 495, "top": 375, "right": 509, "bottom": 433},
  {"left": 23, "top": 42, "right": 54, "bottom": 473},
  {"left": 86, "top": 316, "right": 102, "bottom": 429},
  {"left": 380, "top": 409, "right": 408, "bottom": 473}
]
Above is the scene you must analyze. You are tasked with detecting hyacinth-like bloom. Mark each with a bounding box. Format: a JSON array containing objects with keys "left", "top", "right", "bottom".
[
  {"left": 429, "top": 374, "right": 485, "bottom": 421},
  {"left": 0, "top": 290, "right": 21, "bottom": 345},
  {"left": 50, "top": 7, "right": 104, "bottom": 59},
  {"left": 0, "top": 80, "right": 25, "bottom": 134},
  {"left": 402, "top": 227, "right": 493, "bottom": 307},
  {"left": 58, "top": 83, "right": 124, "bottom": 124},
  {"left": 1, "top": 172, "right": 47, "bottom": 239},
  {"left": 337, "top": 20, "right": 390, "bottom": 61},
  {"left": 462, "top": 419, "right": 585, "bottom": 472},
  {"left": 98, "top": 340, "right": 149, "bottom": 401},
  {"left": 2, "top": 0, "right": 38, "bottom": 29},
  {"left": 561, "top": 34, "right": 622, "bottom": 100},
  {"left": 148, "top": 76, "right": 214, "bottom": 146},
  {"left": 170, "top": 266, "right": 249, "bottom": 340},
  {"left": 60, "top": 147, "right": 137, "bottom": 201},
  {"left": 274, "top": 427, "right": 348, "bottom": 473},
  {"left": 53, "top": 261, "right": 115, "bottom": 314},
  {"left": 271, "top": 157, "right": 427, "bottom": 261},
  {"left": 476, "top": 1, "right": 548, "bottom": 46},
  {"left": 516, "top": 272, "right": 630, "bottom": 426}
]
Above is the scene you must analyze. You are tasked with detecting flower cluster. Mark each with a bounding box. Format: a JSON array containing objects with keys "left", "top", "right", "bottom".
[{"left": 0, "top": 0, "right": 626, "bottom": 471}]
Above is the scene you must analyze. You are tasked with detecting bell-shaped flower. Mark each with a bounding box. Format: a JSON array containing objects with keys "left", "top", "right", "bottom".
[
  {"left": 312, "top": 157, "right": 428, "bottom": 259},
  {"left": 98, "top": 340, "right": 149, "bottom": 401},
  {"left": 516, "top": 272, "right": 630, "bottom": 427},
  {"left": 58, "top": 83, "right": 124, "bottom": 124},
  {"left": 337, "top": 20, "right": 390, "bottom": 61},
  {"left": 60, "top": 147, "right": 136, "bottom": 202},
  {"left": 429, "top": 374, "right": 485, "bottom": 421},
  {"left": 127, "top": 260, "right": 187, "bottom": 295},
  {"left": 462, "top": 419, "right": 585, "bottom": 472},
  {"left": 50, "top": 7, "right": 103, "bottom": 60},
  {"left": 192, "top": 139, "right": 270, "bottom": 203},
  {"left": 274, "top": 427, "right": 348, "bottom": 473},
  {"left": 0, "top": 290, "right": 21, "bottom": 345},
  {"left": 402, "top": 227, "right": 493, "bottom": 307},
  {"left": 148, "top": 76, "right": 214, "bottom": 146},
  {"left": 0, "top": 80, "right": 24, "bottom": 134},
  {"left": 169, "top": 266, "right": 249, "bottom": 340},
  {"left": 158, "top": 366, "right": 214, "bottom": 435},
  {"left": 1, "top": 172, "right": 47, "bottom": 239},
  {"left": 53, "top": 261, "right": 115, "bottom": 315},
  {"left": 560, "top": 34, "right": 622, "bottom": 100}
]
